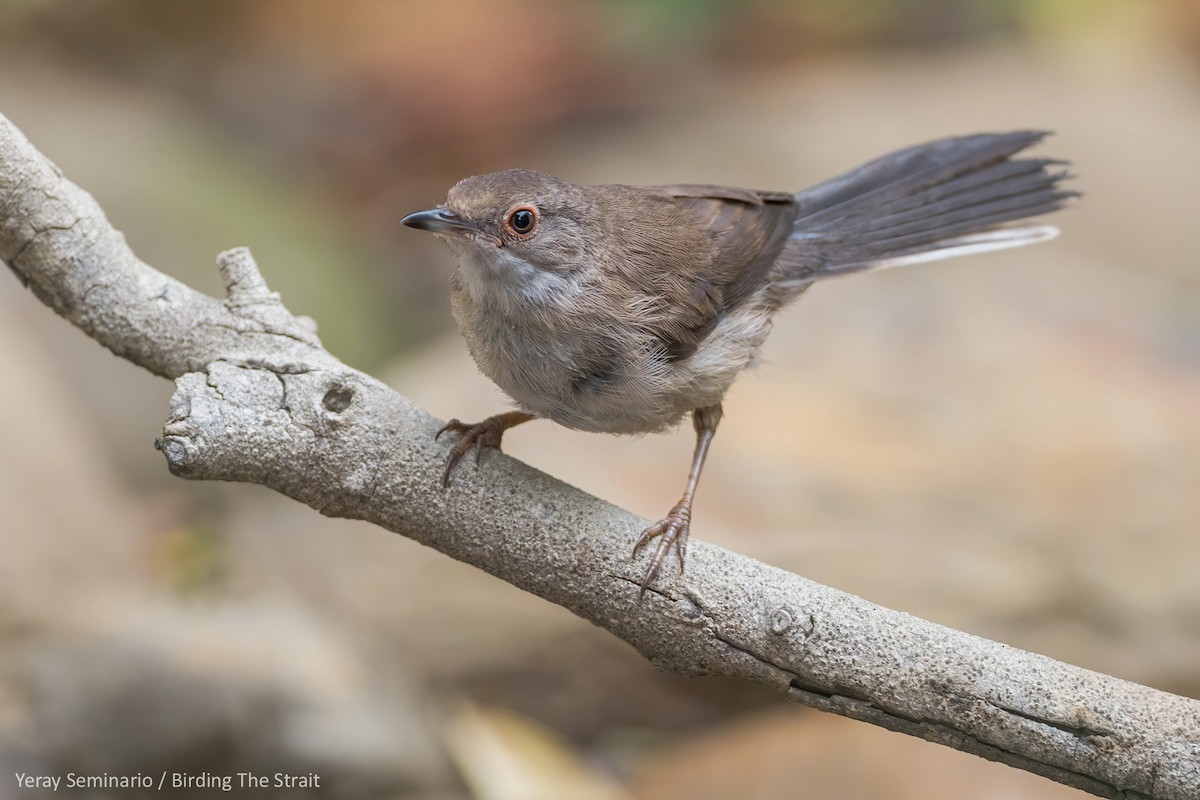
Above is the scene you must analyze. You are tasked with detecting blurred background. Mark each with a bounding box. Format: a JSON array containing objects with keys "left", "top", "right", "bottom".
[{"left": 2, "top": 1, "right": 1198, "bottom": 797}]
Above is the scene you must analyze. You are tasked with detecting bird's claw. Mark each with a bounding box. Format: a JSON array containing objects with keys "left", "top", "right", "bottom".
[
  {"left": 633, "top": 500, "right": 692, "bottom": 597},
  {"left": 436, "top": 418, "right": 507, "bottom": 487}
]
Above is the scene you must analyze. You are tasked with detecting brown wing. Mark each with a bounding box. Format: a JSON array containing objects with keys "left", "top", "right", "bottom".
[{"left": 634, "top": 184, "right": 797, "bottom": 361}]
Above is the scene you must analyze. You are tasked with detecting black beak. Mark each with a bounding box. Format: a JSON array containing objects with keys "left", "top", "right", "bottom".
[{"left": 401, "top": 207, "right": 477, "bottom": 236}]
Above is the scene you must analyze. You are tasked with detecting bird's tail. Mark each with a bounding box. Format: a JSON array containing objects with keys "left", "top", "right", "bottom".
[{"left": 772, "top": 131, "right": 1077, "bottom": 295}]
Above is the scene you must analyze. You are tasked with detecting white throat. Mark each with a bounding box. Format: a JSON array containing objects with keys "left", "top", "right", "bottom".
[{"left": 449, "top": 240, "right": 577, "bottom": 314}]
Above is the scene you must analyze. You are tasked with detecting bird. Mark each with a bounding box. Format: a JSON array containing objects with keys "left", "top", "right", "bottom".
[{"left": 401, "top": 130, "right": 1076, "bottom": 594}]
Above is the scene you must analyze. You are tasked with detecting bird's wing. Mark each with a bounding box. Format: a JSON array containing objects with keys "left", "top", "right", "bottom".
[{"left": 628, "top": 184, "right": 797, "bottom": 361}]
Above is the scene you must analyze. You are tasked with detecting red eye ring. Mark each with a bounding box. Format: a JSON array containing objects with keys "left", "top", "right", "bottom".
[{"left": 504, "top": 205, "right": 539, "bottom": 237}]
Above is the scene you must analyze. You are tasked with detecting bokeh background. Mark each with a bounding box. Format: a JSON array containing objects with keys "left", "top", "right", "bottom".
[{"left": 2, "top": 1, "right": 1198, "bottom": 798}]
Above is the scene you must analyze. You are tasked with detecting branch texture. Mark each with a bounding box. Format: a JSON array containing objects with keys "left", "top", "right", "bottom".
[{"left": 2, "top": 111, "right": 1197, "bottom": 799}]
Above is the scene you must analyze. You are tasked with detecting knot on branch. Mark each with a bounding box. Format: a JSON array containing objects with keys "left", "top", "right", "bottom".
[
  {"left": 155, "top": 358, "right": 393, "bottom": 521},
  {"left": 156, "top": 361, "right": 360, "bottom": 483}
]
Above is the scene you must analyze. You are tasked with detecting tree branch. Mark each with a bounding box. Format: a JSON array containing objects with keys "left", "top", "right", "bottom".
[{"left": 2, "top": 111, "right": 1197, "bottom": 799}]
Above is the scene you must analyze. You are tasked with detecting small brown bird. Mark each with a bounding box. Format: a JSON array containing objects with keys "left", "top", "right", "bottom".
[{"left": 402, "top": 131, "right": 1075, "bottom": 593}]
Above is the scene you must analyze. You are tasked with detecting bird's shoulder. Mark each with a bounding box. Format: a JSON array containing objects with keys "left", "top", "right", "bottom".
[
  {"left": 587, "top": 182, "right": 797, "bottom": 361},
  {"left": 642, "top": 183, "right": 796, "bottom": 206}
]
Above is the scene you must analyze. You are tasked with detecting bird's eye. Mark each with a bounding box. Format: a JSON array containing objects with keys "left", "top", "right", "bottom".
[{"left": 504, "top": 205, "right": 538, "bottom": 237}]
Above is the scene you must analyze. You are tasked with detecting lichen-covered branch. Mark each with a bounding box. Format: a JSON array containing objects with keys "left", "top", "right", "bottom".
[{"left": 2, "top": 111, "right": 1197, "bottom": 799}]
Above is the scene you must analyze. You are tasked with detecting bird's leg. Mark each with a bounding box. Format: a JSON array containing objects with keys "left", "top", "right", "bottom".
[
  {"left": 633, "top": 403, "right": 722, "bottom": 595},
  {"left": 436, "top": 411, "right": 535, "bottom": 487}
]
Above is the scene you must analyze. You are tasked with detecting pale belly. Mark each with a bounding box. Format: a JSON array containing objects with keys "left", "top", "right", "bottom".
[{"left": 453, "top": 289, "right": 773, "bottom": 434}]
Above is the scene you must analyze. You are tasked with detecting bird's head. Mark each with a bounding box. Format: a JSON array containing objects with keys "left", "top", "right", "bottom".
[{"left": 402, "top": 170, "right": 594, "bottom": 300}]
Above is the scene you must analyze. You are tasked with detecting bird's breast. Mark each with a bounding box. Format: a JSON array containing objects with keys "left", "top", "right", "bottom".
[
  {"left": 448, "top": 274, "right": 666, "bottom": 433},
  {"left": 449, "top": 272, "right": 773, "bottom": 435}
]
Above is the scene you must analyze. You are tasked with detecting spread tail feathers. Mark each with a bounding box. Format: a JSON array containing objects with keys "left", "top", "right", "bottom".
[{"left": 774, "top": 131, "right": 1077, "bottom": 290}]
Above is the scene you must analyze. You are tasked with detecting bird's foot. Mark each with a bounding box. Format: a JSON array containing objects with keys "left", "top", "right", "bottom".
[
  {"left": 633, "top": 499, "right": 692, "bottom": 596},
  {"left": 435, "top": 413, "right": 528, "bottom": 486}
]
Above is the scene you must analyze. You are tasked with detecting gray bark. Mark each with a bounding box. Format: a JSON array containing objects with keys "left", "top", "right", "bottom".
[{"left": 1, "top": 111, "right": 1197, "bottom": 799}]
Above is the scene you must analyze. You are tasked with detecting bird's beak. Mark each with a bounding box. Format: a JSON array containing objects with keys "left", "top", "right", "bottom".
[{"left": 401, "top": 207, "right": 478, "bottom": 236}]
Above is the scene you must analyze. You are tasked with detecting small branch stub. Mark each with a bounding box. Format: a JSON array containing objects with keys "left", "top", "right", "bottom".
[
  {"left": 217, "top": 246, "right": 322, "bottom": 346},
  {"left": 218, "top": 246, "right": 272, "bottom": 301}
]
